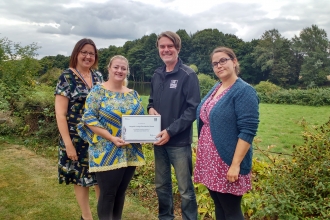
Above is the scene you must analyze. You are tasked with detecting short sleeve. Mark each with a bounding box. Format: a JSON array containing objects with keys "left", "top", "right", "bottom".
[
  {"left": 54, "top": 71, "right": 73, "bottom": 99},
  {"left": 77, "top": 85, "right": 105, "bottom": 144},
  {"left": 133, "top": 90, "right": 142, "bottom": 101},
  {"left": 93, "top": 70, "right": 104, "bottom": 84},
  {"left": 81, "top": 86, "right": 105, "bottom": 128}
]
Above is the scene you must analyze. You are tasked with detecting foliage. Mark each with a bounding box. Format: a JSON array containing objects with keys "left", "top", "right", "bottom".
[
  {"left": 292, "top": 25, "right": 330, "bottom": 87},
  {"left": 197, "top": 73, "right": 217, "bottom": 98},
  {"left": 0, "top": 81, "right": 10, "bottom": 111},
  {"left": 177, "top": 29, "right": 193, "bottom": 64},
  {"left": 189, "top": 29, "right": 226, "bottom": 74},
  {"left": 254, "top": 81, "right": 282, "bottom": 95},
  {"left": 0, "top": 37, "right": 41, "bottom": 110},
  {"left": 253, "top": 81, "right": 330, "bottom": 106},
  {"left": 0, "top": 111, "right": 23, "bottom": 136},
  {"left": 39, "top": 54, "right": 69, "bottom": 76},
  {"left": 127, "top": 34, "right": 162, "bottom": 82},
  {"left": 250, "top": 118, "right": 330, "bottom": 219},
  {"left": 241, "top": 156, "right": 270, "bottom": 218},
  {"left": 189, "top": 64, "right": 199, "bottom": 73},
  {"left": 252, "top": 29, "right": 299, "bottom": 87},
  {"left": 15, "top": 84, "right": 57, "bottom": 140},
  {"left": 33, "top": 26, "right": 330, "bottom": 89},
  {"left": 38, "top": 67, "right": 62, "bottom": 87},
  {"left": 238, "top": 39, "right": 263, "bottom": 84},
  {"left": 98, "top": 45, "right": 123, "bottom": 79}
]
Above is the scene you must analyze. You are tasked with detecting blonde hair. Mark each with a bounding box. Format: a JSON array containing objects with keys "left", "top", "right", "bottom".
[{"left": 107, "top": 55, "right": 130, "bottom": 86}]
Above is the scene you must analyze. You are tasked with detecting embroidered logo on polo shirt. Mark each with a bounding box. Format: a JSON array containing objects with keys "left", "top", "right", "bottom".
[{"left": 170, "top": 80, "right": 178, "bottom": 89}]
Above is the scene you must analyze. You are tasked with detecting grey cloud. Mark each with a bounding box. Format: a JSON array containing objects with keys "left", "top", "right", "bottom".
[
  {"left": 38, "top": 21, "right": 74, "bottom": 35},
  {"left": 1, "top": 0, "right": 329, "bottom": 57},
  {"left": 2, "top": 0, "right": 195, "bottom": 40}
]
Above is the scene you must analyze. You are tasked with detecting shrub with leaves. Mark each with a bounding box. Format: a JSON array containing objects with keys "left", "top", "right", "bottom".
[
  {"left": 15, "top": 84, "right": 57, "bottom": 141},
  {"left": 0, "top": 80, "right": 10, "bottom": 111},
  {"left": 198, "top": 73, "right": 217, "bottom": 98},
  {"left": 38, "top": 67, "right": 62, "bottom": 87},
  {"left": 255, "top": 80, "right": 330, "bottom": 106},
  {"left": 255, "top": 81, "right": 282, "bottom": 103},
  {"left": 251, "top": 118, "right": 330, "bottom": 219}
]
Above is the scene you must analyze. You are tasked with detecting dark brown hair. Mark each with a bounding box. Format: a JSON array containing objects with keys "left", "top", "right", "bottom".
[
  {"left": 156, "top": 31, "right": 181, "bottom": 51},
  {"left": 69, "top": 38, "right": 98, "bottom": 69},
  {"left": 210, "top": 47, "right": 240, "bottom": 75}
]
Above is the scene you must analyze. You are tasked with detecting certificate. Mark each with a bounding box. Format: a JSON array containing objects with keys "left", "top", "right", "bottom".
[{"left": 122, "top": 115, "right": 161, "bottom": 143}]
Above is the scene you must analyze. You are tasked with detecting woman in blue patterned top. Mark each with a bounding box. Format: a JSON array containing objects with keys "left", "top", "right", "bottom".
[
  {"left": 55, "top": 38, "right": 103, "bottom": 220},
  {"left": 77, "top": 55, "right": 145, "bottom": 220}
]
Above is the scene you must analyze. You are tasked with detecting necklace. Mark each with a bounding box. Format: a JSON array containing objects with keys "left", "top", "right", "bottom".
[{"left": 75, "top": 68, "right": 94, "bottom": 88}]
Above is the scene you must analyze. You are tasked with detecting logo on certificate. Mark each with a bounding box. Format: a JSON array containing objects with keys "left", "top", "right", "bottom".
[{"left": 170, "top": 80, "right": 178, "bottom": 89}]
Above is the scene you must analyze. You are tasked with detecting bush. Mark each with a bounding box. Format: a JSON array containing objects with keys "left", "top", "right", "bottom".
[
  {"left": 0, "top": 80, "right": 10, "bottom": 111},
  {"left": 0, "top": 110, "right": 24, "bottom": 135},
  {"left": 15, "top": 84, "right": 57, "bottom": 141},
  {"left": 38, "top": 67, "right": 62, "bottom": 87},
  {"left": 250, "top": 118, "right": 330, "bottom": 219},
  {"left": 198, "top": 73, "right": 217, "bottom": 98},
  {"left": 254, "top": 81, "right": 330, "bottom": 106}
]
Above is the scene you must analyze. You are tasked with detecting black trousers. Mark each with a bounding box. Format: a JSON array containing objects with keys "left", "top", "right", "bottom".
[
  {"left": 208, "top": 188, "right": 244, "bottom": 220},
  {"left": 95, "top": 166, "right": 136, "bottom": 220}
]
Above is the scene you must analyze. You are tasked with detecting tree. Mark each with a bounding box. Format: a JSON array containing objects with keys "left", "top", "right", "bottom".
[
  {"left": 140, "top": 33, "right": 161, "bottom": 82},
  {"left": 39, "top": 54, "right": 69, "bottom": 75},
  {"left": 0, "top": 37, "right": 40, "bottom": 90},
  {"left": 189, "top": 29, "right": 226, "bottom": 74},
  {"left": 97, "top": 45, "right": 123, "bottom": 79},
  {"left": 176, "top": 29, "right": 192, "bottom": 64},
  {"left": 292, "top": 25, "right": 330, "bottom": 87},
  {"left": 239, "top": 39, "right": 263, "bottom": 84},
  {"left": 0, "top": 37, "right": 41, "bottom": 109},
  {"left": 252, "top": 29, "right": 297, "bottom": 87}
]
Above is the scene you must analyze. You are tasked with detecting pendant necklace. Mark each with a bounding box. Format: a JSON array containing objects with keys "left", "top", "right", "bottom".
[{"left": 75, "top": 68, "right": 94, "bottom": 88}]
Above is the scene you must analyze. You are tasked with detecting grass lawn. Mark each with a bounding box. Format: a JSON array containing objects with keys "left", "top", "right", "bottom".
[
  {"left": 256, "top": 103, "right": 330, "bottom": 156},
  {"left": 141, "top": 95, "right": 330, "bottom": 157},
  {"left": 0, "top": 139, "right": 156, "bottom": 220}
]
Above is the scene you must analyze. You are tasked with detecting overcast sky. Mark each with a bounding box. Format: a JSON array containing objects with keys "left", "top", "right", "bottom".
[{"left": 0, "top": 0, "right": 329, "bottom": 58}]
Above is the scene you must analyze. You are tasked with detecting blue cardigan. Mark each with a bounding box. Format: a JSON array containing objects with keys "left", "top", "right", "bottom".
[{"left": 196, "top": 78, "right": 259, "bottom": 175}]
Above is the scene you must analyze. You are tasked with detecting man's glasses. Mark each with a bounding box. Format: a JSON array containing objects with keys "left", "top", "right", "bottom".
[
  {"left": 211, "top": 58, "right": 232, "bottom": 68},
  {"left": 80, "top": 51, "right": 96, "bottom": 57}
]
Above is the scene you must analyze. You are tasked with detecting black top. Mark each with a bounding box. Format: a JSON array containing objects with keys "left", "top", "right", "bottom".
[{"left": 148, "top": 58, "right": 201, "bottom": 146}]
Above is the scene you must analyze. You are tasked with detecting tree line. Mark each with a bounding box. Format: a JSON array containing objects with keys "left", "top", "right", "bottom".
[{"left": 2, "top": 24, "right": 329, "bottom": 89}]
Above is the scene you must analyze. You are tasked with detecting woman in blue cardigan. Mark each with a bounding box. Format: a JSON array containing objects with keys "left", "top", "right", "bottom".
[{"left": 194, "top": 47, "right": 259, "bottom": 220}]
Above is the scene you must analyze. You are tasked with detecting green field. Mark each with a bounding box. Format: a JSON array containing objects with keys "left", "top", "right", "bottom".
[{"left": 142, "top": 96, "right": 330, "bottom": 156}]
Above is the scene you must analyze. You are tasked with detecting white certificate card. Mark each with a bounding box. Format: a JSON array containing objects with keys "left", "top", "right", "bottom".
[{"left": 122, "top": 115, "right": 161, "bottom": 143}]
